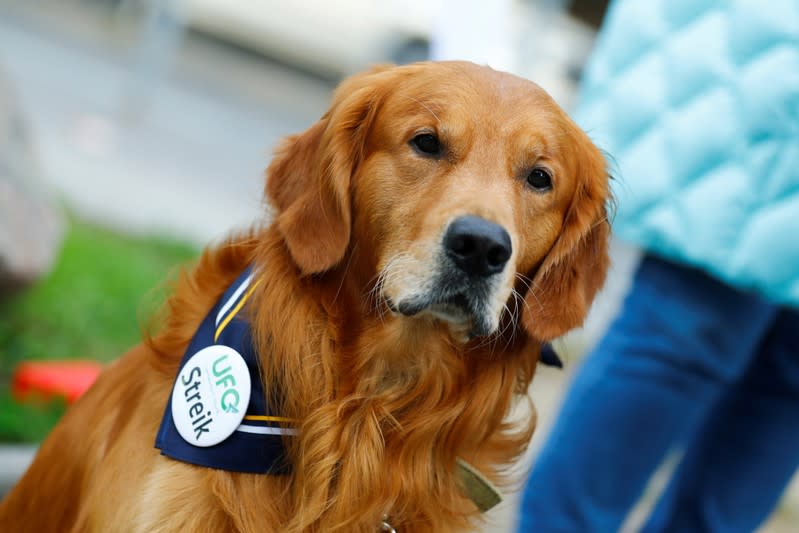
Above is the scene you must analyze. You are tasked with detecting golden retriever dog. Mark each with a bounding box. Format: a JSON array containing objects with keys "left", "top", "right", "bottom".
[{"left": 0, "top": 61, "right": 610, "bottom": 532}]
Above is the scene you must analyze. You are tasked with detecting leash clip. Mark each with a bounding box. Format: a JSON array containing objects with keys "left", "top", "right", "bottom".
[{"left": 379, "top": 514, "right": 396, "bottom": 532}]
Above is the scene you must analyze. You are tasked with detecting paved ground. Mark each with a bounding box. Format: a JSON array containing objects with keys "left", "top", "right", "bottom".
[
  {"left": 0, "top": 1, "right": 797, "bottom": 530},
  {"left": 0, "top": 445, "right": 35, "bottom": 496},
  {"left": 0, "top": 0, "right": 333, "bottom": 245}
]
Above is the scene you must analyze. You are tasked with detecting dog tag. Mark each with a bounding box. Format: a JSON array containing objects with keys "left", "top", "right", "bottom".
[{"left": 171, "top": 345, "right": 251, "bottom": 447}]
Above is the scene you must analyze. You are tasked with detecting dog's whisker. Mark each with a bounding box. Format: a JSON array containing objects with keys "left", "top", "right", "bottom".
[
  {"left": 403, "top": 95, "right": 441, "bottom": 125},
  {"left": 504, "top": 290, "right": 523, "bottom": 351},
  {"left": 516, "top": 286, "right": 538, "bottom": 318},
  {"left": 498, "top": 300, "right": 515, "bottom": 351},
  {"left": 332, "top": 242, "right": 358, "bottom": 306},
  {"left": 514, "top": 272, "right": 534, "bottom": 291},
  {"left": 368, "top": 252, "right": 420, "bottom": 324},
  {"left": 515, "top": 273, "right": 545, "bottom": 314}
]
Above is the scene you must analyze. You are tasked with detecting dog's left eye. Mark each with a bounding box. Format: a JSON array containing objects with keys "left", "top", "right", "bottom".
[
  {"left": 527, "top": 168, "right": 553, "bottom": 191},
  {"left": 410, "top": 133, "right": 442, "bottom": 157}
]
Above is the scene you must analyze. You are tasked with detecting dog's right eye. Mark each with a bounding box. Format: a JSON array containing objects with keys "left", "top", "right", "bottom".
[{"left": 410, "top": 133, "right": 442, "bottom": 157}]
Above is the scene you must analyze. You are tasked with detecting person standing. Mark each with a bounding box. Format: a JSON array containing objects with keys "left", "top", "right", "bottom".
[{"left": 517, "top": 0, "right": 799, "bottom": 531}]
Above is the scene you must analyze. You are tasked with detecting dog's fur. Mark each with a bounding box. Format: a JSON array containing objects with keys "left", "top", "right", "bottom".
[{"left": 0, "top": 62, "right": 610, "bottom": 532}]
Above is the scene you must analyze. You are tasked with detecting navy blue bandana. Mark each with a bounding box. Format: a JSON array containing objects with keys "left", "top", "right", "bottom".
[{"left": 155, "top": 267, "right": 294, "bottom": 475}]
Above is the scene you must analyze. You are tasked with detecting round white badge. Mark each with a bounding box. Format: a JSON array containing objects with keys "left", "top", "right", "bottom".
[{"left": 170, "top": 345, "right": 251, "bottom": 447}]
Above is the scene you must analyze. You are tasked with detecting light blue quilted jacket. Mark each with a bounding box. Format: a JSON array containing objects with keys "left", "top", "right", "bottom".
[{"left": 575, "top": 0, "right": 799, "bottom": 307}]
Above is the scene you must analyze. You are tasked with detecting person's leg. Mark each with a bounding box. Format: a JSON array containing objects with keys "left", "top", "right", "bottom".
[
  {"left": 516, "top": 256, "right": 778, "bottom": 532},
  {"left": 643, "top": 308, "right": 799, "bottom": 533}
]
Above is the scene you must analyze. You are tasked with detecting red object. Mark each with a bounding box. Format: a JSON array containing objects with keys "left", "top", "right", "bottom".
[{"left": 12, "top": 361, "right": 103, "bottom": 404}]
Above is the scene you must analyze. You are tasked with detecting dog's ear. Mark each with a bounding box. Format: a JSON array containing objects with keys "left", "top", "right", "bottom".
[
  {"left": 521, "top": 139, "right": 611, "bottom": 341},
  {"left": 266, "top": 66, "right": 394, "bottom": 275}
]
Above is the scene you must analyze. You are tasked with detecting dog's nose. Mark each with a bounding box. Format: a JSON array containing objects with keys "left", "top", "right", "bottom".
[{"left": 444, "top": 216, "right": 512, "bottom": 277}]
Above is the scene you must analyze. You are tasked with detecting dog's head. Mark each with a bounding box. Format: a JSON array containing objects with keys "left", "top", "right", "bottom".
[{"left": 267, "top": 61, "right": 610, "bottom": 343}]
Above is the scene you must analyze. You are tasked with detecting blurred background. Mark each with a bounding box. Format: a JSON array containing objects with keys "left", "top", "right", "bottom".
[{"left": 0, "top": 0, "right": 795, "bottom": 531}]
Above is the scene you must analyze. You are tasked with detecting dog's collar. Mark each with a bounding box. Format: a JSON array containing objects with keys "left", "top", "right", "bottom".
[{"left": 155, "top": 267, "right": 502, "bottom": 510}]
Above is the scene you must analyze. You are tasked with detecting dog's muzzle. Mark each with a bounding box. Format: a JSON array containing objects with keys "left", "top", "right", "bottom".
[{"left": 390, "top": 216, "right": 513, "bottom": 338}]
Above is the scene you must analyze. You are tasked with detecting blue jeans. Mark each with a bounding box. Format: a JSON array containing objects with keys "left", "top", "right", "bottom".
[{"left": 517, "top": 255, "right": 799, "bottom": 532}]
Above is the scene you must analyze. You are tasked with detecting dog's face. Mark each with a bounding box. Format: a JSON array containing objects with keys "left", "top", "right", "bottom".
[
  {"left": 358, "top": 66, "right": 595, "bottom": 339},
  {"left": 268, "top": 62, "right": 610, "bottom": 342}
]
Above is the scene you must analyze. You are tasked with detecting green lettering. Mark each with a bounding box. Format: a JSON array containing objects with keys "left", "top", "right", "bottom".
[
  {"left": 220, "top": 389, "right": 240, "bottom": 413},
  {"left": 212, "top": 354, "right": 231, "bottom": 377},
  {"left": 216, "top": 373, "right": 236, "bottom": 389}
]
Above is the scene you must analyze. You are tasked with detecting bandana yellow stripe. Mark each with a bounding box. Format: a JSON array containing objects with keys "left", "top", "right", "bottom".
[
  {"left": 243, "top": 414, "right": 298, "bottom": 424},
  {"left": 214, "top": 279, "right": 262, "bottom": 342}
]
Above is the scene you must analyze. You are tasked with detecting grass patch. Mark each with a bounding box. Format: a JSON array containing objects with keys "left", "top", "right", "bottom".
[{"left": 0, "top": 218, "right": 197, "bottom": 442}]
